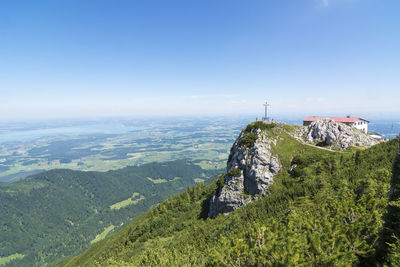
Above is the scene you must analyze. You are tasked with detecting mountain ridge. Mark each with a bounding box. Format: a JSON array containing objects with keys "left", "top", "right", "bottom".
[{"left": 63, "top": 121, "right": 399, "bottom": 266}]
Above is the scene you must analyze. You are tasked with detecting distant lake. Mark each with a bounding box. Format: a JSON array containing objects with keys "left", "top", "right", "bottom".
[
  {"left": 368, "top": 120, "right": 400, "bottom": 139},
  {"left": 0, "top": 118, "right": 398, "bottom": 145},
  {"left": 0, "top": 123, "right": 147, "bottom": 144}
]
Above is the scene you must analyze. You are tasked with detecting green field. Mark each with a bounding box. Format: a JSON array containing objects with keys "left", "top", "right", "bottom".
[
  {"left": 110, "top": 193, "right": 144, "bottom": 210},
  {"left": 147, "top": 177, "right": 168, "bottom": 184},
  {"left": 0, "top": 254, "right": 24, "bottom": 266},
  {"left": 90, "top": 225, "right": 115, "bottom": 244},
  {"left": 195, "top": 160, "right": 226, "bottom": 170}
]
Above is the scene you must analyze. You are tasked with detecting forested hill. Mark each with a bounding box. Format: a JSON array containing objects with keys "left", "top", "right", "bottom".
[
  {"left": 0, "top": 160, "right": 220, "bottom": 266},
  {"left": 63, "top": 122, "right": 400, "bottom": 266}
]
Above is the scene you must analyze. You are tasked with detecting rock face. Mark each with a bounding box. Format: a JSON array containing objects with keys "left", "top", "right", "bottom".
[
  {"left": 208, "top": 128, "right": 281, "bottom": 218},
  {"left": 208, "top": 119, "right": 378, "bottom": 218},
  {"left": 303, "top": 119, "right": 378, "bottom": 150}
]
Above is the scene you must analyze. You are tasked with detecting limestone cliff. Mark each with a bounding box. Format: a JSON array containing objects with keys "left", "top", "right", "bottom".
[{"left": 208, "top": 123, "right": 281, "bottom": 218}]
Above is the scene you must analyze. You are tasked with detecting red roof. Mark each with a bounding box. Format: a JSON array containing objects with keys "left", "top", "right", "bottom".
[{"left": 303, "top": 116, "right": 370, "bottom": 123}]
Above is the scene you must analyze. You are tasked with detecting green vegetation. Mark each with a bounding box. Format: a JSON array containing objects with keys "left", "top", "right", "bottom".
[
  {"left": 0, "top": 254, "right": 24, "bottom": 266},
  {"left": 239, "top": 132, "right": 258, "bottom": 148},
  {"left": 194, "top": 160, "right": 225, "bottom": 170},
  {"left": 227, "top": 167, "right": 241, "bottom": 177},
  {"left": 0, "top": 160, "right": 220, "bottom": 266},
  {"left": 110, "top": 193, "right": 144, "bottom": 210},
  {"left": 147, "top": 177, "right": 168, "bottom": 184},
  {"left": 239, "top": 122, "right": 278, "bottom": 149},
  {"left": 62, "top": 126, "right": 400, "bottom": 266},
  {"left": 90, "top": 226, "right": 115, "bottom": 244},
  {"left": 377, "top": 138, "right": 400, "bottom": 264},
  {"left": 280, "top": 123, "right": 299, "bottom": 132},
  {"left": 245, "top": 121, "right": 276, "bottom": 132}
]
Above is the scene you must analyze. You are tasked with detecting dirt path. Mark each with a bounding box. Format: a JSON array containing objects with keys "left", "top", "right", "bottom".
[
  {"left": 290, "top": 130, "right": 343, "bottom": 153},
  {"left": 304, "top": 142, "right": 343, "bottom": 153}
]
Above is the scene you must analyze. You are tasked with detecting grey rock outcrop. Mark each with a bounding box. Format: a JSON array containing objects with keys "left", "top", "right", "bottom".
[
  {"left": 208, "top": 119, "right": 378, "bottom": 218},
  {"left": 208, "top": 128, "right": 281, "bottom": 218},
  {"left": 303, "top": 119, "right": 378, "bottom": 150}
]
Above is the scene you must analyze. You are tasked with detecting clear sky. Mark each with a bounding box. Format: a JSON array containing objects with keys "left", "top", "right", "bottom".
[{"left": 1, "top": 0, "right": 399, "bottom": 120}]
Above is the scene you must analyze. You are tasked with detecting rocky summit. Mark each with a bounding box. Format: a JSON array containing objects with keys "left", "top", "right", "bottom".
[
  {"left": 208, "top": 122, "right": 281, "bottom": 218},
  {"left": 302, "top": 119, "right": 378, "bottom": 150},
  {"left": 209, "top": 119, "right": 378, "bottom": 218}
]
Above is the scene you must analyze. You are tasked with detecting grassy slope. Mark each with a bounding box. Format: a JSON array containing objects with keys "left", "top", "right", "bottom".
[
  {"left": 0, "top": 254, "right": 24, "bottom": 266},
  {"left": 90, "top": 225, "right": 115, "bottom": 244},
  {"left": 63, "top": 124, "right": 399, "bottom": 266},
  {"left": 0, "top": 160, "right": 219, "bottom": 266}
]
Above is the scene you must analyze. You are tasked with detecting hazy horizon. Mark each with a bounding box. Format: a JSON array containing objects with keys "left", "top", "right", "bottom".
[
  {"left": 0, "top": 112, "right": 399, "bottom": 123},
  {"left": 0, "top": 113, "right": 399, "bottom": 126}
]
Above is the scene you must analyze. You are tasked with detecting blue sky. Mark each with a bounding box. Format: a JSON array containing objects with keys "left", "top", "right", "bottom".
[{"left": 0, "top": 0, "right": 399, "bottom": 120}]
